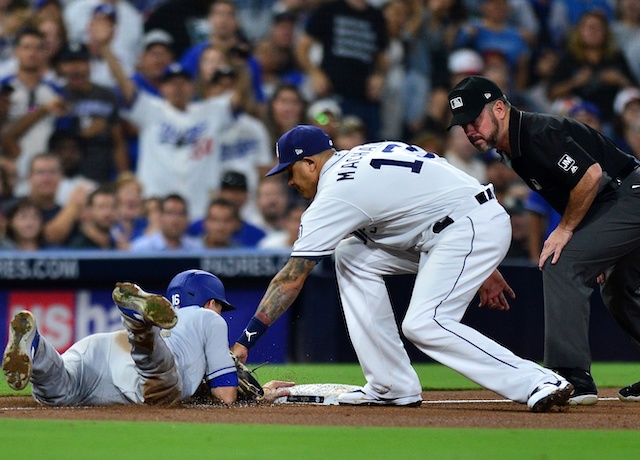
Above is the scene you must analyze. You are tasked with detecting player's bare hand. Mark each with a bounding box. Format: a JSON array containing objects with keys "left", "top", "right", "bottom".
[
  {"left": 538, "top": 226, "right": 573, "bottom": 269},
  {"left": 479, "top": 269, "right": 515, "bottom": 311},
  {"left": 261, "top": 380, "right": 295, "bottom": 402},
  {"left": 231, "top": 343, "right": 248, "bottom": 363}
]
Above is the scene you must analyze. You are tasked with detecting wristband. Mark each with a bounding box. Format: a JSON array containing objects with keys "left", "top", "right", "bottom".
[{"left": 236, "top": 316, "right": 268, "bottom": 350}]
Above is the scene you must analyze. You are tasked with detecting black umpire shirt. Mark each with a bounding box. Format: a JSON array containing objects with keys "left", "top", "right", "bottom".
[{"left": 499, "top": 108, "right": 639, "bottom": 214}]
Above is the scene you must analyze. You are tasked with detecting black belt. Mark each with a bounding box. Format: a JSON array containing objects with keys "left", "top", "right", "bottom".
[{"left": 433, "top": 188, "right": 495, "bottom": 234}]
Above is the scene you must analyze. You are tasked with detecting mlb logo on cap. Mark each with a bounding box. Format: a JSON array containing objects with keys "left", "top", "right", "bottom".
[{"left": 266, "top": 125, "right": 334, "bottom": 176}]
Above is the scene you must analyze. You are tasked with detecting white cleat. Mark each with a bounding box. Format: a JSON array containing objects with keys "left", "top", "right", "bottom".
[{"left": 527, "top": 379, "right": 573, "bottom": 413}]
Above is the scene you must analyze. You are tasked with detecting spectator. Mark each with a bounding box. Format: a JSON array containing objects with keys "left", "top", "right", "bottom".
[
  {"left": 68, "top": 184, "right": 117, "bottom": 249},
  {"left": 187, "top": 171, "right": 267, "bottom": 247},
  {"left": 47, "top": 129, "right": 98, "bottom": 206},
  {"left": 548, "top": 0, "right": 614, "bottom": 47},
  {"left": 55, "top": 42, "right": 129, "bottom": 183},
  {"left": 0, "top": 0, "right": 32, "bottom": 66},
  {"left": 33, "top": 0, "right": 63, "bottom": 23},
  {"left": 296, "top": 0, "right": 389, "bottom": 140},
  {"left": 380, "top": 0, "right": 411, "bottom": 140},
  {"left": 566, "top": 99, "right": 603, "bottom": 132},
  {"left": 111, "top": 171, "right": 148, "bottom": 249},
  {"left": 404, "top": 0, "right": 467, "bottom": 136},
  {"left": 143, "top": 0, "right": 211, "bottom": 58},
  {"left": 484, "top": 156, "right": 523, "bottom": 205},
  {"left": 193, "top": 44, "right": 228, "bottom": 100},
  {"left": 27, "top": 152, "right": 90, "bottom": 246},
  {"left": 250, "top": 175, "right": 289, "bottom": 235},
  {"left": 0, "top": 80, "right": 12, "bottom": 132},
  {"left": 611, "top": 87, "right": 640, "bottom": 159},
  {"left": 0, "top": 197, "right": 46, "bottom": 250},
  {"left": 503, "top": 196, "right": 530, "bottom": 260},
  {"left": 547, "top": 11, "right": 636, "bottom": 126},
  {"left": 130, "top": 193, "right": 200, "bottom": 251},
  {"left": 253, "top": 10, "right": 304, "bottom": 100},
  {"left": 263, "top": 83, "right": 306, "bottom": 146},
  {"left": 454, "top": 0, "right": 531, "bottom": 90},
  {"left": 1, "top": 27, "right": 65, "bottom": 196},
  {"left": 210, "top": 66, "right": 273, "bottom": 216},
  {"left": 131, "top": 30, "right": 175, "bottom": 97},
  {"left": 426, "top": 47, "right": 484, "bottom": 134},
  {"left": 142, "top": 196, "right": 161, "bottom": 236},
  {"left": 103, "top": 17, "right": 248, "bottom": 221},
  {"left": 611, "top": 0, "right": 640, "bottom": 65},
  {"left": 443, "top": 126, "right": 487, "bottom": 183},
  {"left": 63, "top": 0, "right": 143, "bottom": 77},
  {"left": 178, "top": 0, "right": 263, "bottom": 103},
  {"left": 306, "top": 98, "right": 342, "bottom": 140},
  {"left": 0, "top": 12, "right": 68, "bottom": 80},
  {"left": 333, "top": 115, "right": 368, "bottom": 151},
  {"left": 201, "top": 198, "right": 241, "bottom": 249},
  {"left": 124, "top": 29, "right": 175, "bottom": 170},
  {"left": 409, "top": 129, "right": 446, "bottom": 154},
  {"left": 258, "top": 200, "right": 307, "bottom": 249},
  {"left": 523, "top": 46, "right": 561, "bottom": 114}
]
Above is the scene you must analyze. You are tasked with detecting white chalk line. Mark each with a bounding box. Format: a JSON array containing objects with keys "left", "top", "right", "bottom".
[
  {"left": 0, "top": 398, "right": 621, "bottom": 411},
  {"left": 423, "top": 397, "right": 619, "bottom": 405}
]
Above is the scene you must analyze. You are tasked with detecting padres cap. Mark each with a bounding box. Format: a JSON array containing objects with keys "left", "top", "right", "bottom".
[
  {"left": 266, "top": 125, "right": 334, "bottom": 176},
  {"left": 447, "top": 76, "right": 505, "bottom": 130}
]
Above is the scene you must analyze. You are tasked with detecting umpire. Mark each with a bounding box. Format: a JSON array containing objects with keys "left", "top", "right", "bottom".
[{"left": 447, "top": 76, "right": 640, "bottom": 405}]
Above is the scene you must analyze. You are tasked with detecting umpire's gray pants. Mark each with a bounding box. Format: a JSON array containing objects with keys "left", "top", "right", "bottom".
[{"left": 543, "top": 170, "right": 640, "bottom": 370}]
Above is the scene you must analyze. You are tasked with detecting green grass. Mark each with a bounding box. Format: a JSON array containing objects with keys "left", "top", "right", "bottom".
[
  {"left": 1, "top": 362, "right": 639, "bottom": 460},
  {"left": 1, "top": 361, "right": 637, "bottom": 396},
  {"left": 0, "top": 419, "right": 639, "bottom": 460}
]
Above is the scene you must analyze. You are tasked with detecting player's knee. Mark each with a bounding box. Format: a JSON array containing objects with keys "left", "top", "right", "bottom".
[{"left": 401, "top": 316, "right": 439, "bottom": 344}]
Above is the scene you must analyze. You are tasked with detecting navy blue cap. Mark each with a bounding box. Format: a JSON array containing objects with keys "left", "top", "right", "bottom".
[
  {"left": 266, "top": 125, "right": 334, "bottom": 176},
  {"left": 161, "top": 62, "right": 191, "bottom": 81},
  {"left": 57, "top": 43, "right": 90, "bottom": 62},
  {"left": 93, "top": 4, "right": 117, "bottom": 21}
]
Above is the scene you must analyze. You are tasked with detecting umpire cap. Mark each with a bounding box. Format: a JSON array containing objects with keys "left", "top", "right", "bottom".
[
  {"left": 266, "top": 125, "right": 334, "bottom": 176},
  {"left": 447, "top": 76, "right": 505, "bottom": 130},
  {"left": 166, "top": 269, "right": 235, "bottom": 311}
]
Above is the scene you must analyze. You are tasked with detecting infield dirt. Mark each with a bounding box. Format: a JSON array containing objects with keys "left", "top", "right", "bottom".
[{"left": 1, "top": 388, "right": 639, "bottom": 429}]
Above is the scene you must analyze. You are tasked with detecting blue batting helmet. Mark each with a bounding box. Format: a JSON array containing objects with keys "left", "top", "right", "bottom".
[{"left": 166, "top": 269, "right": 235, "bottom": 311}]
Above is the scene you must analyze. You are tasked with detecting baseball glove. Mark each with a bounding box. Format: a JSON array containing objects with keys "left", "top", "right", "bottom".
[{"left": 233, "top": 354, "right": 264, "bottom": 400}]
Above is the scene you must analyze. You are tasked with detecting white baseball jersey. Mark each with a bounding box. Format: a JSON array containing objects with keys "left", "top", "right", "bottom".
[
  {"left": 2, "top": 75, "right": 61, "bottom": 196},
  {"left": 292, "top": 142, "right": 486, "bottom": 257},
  {"left": 124, "top": 91, "right": 235, "bottom": 220},
  {"left": 218, "top": 114, "right": 273, "bottom": 222},
  {"left": 30, "top": 305, "right": 236, "bottom": 406},
  {"left": 295, "top": 140, "right": 565, "bottom": 406}
]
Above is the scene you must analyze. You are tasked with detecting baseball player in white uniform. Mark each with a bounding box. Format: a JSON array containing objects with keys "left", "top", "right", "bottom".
[
  {"left": 2, "top": 270, "right": 292, "bottom": 405},
  {"left": 232, "top": 125, "right": 573, "bottom": 412}
]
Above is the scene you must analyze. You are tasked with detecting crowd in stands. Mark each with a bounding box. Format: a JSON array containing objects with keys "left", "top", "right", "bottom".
[{"left": 1, "top": 0, "right": 639, "bottom": 262}]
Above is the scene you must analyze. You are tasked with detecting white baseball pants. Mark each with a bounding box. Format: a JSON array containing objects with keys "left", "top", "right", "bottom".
[{"left": 335, "top": 201, "right": 561, "bottom": 403}]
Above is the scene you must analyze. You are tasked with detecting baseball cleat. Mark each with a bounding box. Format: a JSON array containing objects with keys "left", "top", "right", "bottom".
[
  {"left": 2, "top": 310, "right": 40, "bottom": 391},
  {"left": 112, "top": 282, "right": 178, "bottom": 329},
  {"left": 618, "top": 381, "right": 640, "bottom": 402},
  {"left": 527, "top": 379, "right": 573, "bottom": 413},
  {"left": 554, "top": 367, "right": 598, "bottom": 406},
  {"left": 337, "top": 388, "right": 422, "bottom": 407}
]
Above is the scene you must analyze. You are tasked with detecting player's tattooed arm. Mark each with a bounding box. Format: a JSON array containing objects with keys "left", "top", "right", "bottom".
[{"left": 255, "top": 257, "right": 317, "bottom": 325}]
